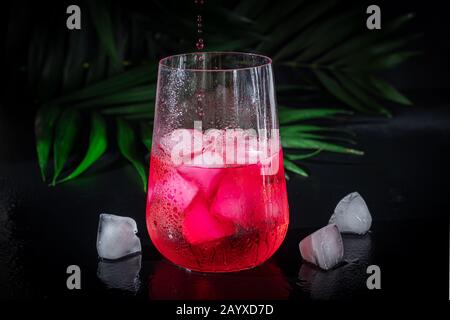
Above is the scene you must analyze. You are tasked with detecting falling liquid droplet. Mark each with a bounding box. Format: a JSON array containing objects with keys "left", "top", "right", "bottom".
[
  {"left": 194, "top": 0, "right": 205, "bottom": 50},
  {"left": 196, "top": 91, "right": 205, "bottom": 102},
  {"left": 196, "top": 38, "right": 204, "bottom": 50}
]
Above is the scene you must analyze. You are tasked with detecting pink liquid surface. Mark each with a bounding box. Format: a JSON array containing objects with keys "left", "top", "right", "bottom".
[{"left": 146, "top": 139, "right": 289, "bottom": 272}]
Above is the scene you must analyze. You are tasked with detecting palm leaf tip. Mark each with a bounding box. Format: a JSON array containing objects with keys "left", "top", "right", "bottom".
[
  {"left": 281, "top": 137, "right": 363, "bottom": 156},
  {"left": 284, "top": 159, "right": 308, "bottom": 177},
  {"left": 58, "top": 113, "right": 108, "bottom": 184},
  {"left": 35, "top": 105, "right": 61, "bottom": 181},
  {"left": 52, "top": 109, "right": 81, "bottom": 185},
  {"left": 116, "top": 118, "right": 148, "bottom": 191}
]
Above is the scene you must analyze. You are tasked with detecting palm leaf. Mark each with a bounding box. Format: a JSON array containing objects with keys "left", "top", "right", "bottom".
[
  {"left": 55, "top": 62, "right": 156, "bottom": 103},
  {"left": 315, "top": 70, "right": 371, "bottom": 113},
  {"left": 279, "top": 107, "right": 351, "bottom": 124},
  {"left": 52, "top": 109, "right": 81, "bottom": 185},
  {"left": 101, "top": 103, "right": 152, "bottom": 115},
  {"left": 58, "top": 113, "right": 107, "bottom": 183},
  {"left": 87, "top": 0, "right": 122, "bottom": 69},
  {"left": 334, "top": 72, "right": 391, "bottom": 117},
  {"left": 117, "top": 118, "right": 148, "bottom": 191},
  {"left": 258, "top": 0, "right": 338, "bottom": 54},
  {"left": 369, "top": 76, "right": 412, "bottom": 106},
  {"left": 284, "top": 159, "right": 308, "bottom": 177},
  {"left": 280, "top": 124, "right": 354, "bottom": 135},
  {"left": 281, "top": 136, "right": 363, "bottom": 155},
  {"left": 318, "top": 13, "right": 416, "bottom": 64},
  {"left": 140, "top": 122, "right": 152, "bottom": 151},
  {"left": 75, "top": 85, "right": 156, "bottom": 108},
  {"left": 35, "top": 105, "right": 61, "bottom": 181},
  {"left": 286, "top": 149, "right": 322, "bottom": 161}
]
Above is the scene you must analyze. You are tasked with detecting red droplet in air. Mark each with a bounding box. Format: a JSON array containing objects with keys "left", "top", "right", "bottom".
[
  {"left": 196, "top": 91, "right": 204, "bottom": 102},
  {"left": 196, "top": 38, "right": 204, "bottom": 50}
]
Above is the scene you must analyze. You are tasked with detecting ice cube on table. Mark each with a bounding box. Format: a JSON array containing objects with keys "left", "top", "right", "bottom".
[
  {"left": 299, "top": 224, "right": 344, "bottom": 270},
  {"left": 329, "top": 192, "right": 372, "bottom": 235},
  {"left": 97, "top": 214, "right": 142, "bottom": 260},
  {"left": 183, "top": 196, "right": 235, "bottom": 245}
]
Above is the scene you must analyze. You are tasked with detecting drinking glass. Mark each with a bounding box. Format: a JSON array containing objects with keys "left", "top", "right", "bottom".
[{"left": 146, "top": 52, "right": 289, "bottom": 272}]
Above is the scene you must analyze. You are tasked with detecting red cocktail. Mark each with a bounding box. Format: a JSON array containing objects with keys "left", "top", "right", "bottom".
[{"left": 146, "top": 52, "right": 289, "bottom": 272}]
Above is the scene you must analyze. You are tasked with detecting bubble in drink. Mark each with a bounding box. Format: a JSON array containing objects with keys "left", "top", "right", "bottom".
[{"left": 146, "top": 129, "right": 289, "bottom": 272}]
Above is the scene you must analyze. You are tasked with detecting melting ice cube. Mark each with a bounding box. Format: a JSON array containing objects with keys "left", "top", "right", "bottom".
[
  {"left": 298, "top": 234, "right": 372, "bottom": 299},
  {"left": 210, "top": 165, "right": 263, "bottom": 227},
  {"left": 299, "top": 224, "right": 344, "bottom": 270},
  {"left": 329, "top": 192, "right": 372, "bottom": 235},
  {"left": 97, "top": 214, "right": 142, "bottom": 260},
  {"left": 178, "top": 165, "right": 223, "bottom": 197},
  {"left": 182, "top": 196, "right": 235, "bottom": 245},
  {"left": 97, "top": 254, "right": 141, "bottom": 292},
  {"left": 177, "top": 149, "right": 225, "bottom": 196},
  {"left": 154, "top": 169, "right": 198, "bottom": 213}
]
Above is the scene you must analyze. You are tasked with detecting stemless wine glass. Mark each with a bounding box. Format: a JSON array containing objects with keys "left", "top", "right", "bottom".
[{"left": 146, "top": 52, "right": 289, "bottom": 273}]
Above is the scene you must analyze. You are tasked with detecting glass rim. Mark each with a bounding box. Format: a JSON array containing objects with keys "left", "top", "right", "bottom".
[{"left": 158, "top": 51, "right": 272, "bottom": 72}]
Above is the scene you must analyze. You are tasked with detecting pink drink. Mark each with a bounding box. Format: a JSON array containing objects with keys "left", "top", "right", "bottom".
[{"left": 146, "top": 131, "right": 289, "bottom": 272}]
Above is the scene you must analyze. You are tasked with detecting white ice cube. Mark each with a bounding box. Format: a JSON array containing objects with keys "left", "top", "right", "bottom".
[
  {"left": 329, "top": 192, "right": 372, "bottom": 235},
  {"left": 299, "top": 224, "right": 344, "bottom": 270},
  {"left": 97, "top": 214, "right": 142, "bottom": 260},
  {"left": 154, "top": 169, "right": 198, "bottom": 212}
]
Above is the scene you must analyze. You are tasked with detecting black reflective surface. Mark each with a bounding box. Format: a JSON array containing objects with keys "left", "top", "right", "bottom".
[{"left": 0, "top": 91, "right": 449, "bottom": 301}]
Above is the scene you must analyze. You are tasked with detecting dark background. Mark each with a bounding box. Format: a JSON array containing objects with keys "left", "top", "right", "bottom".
[{"left": 1, "top": 0, "right": 449, "bottom": 304}]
